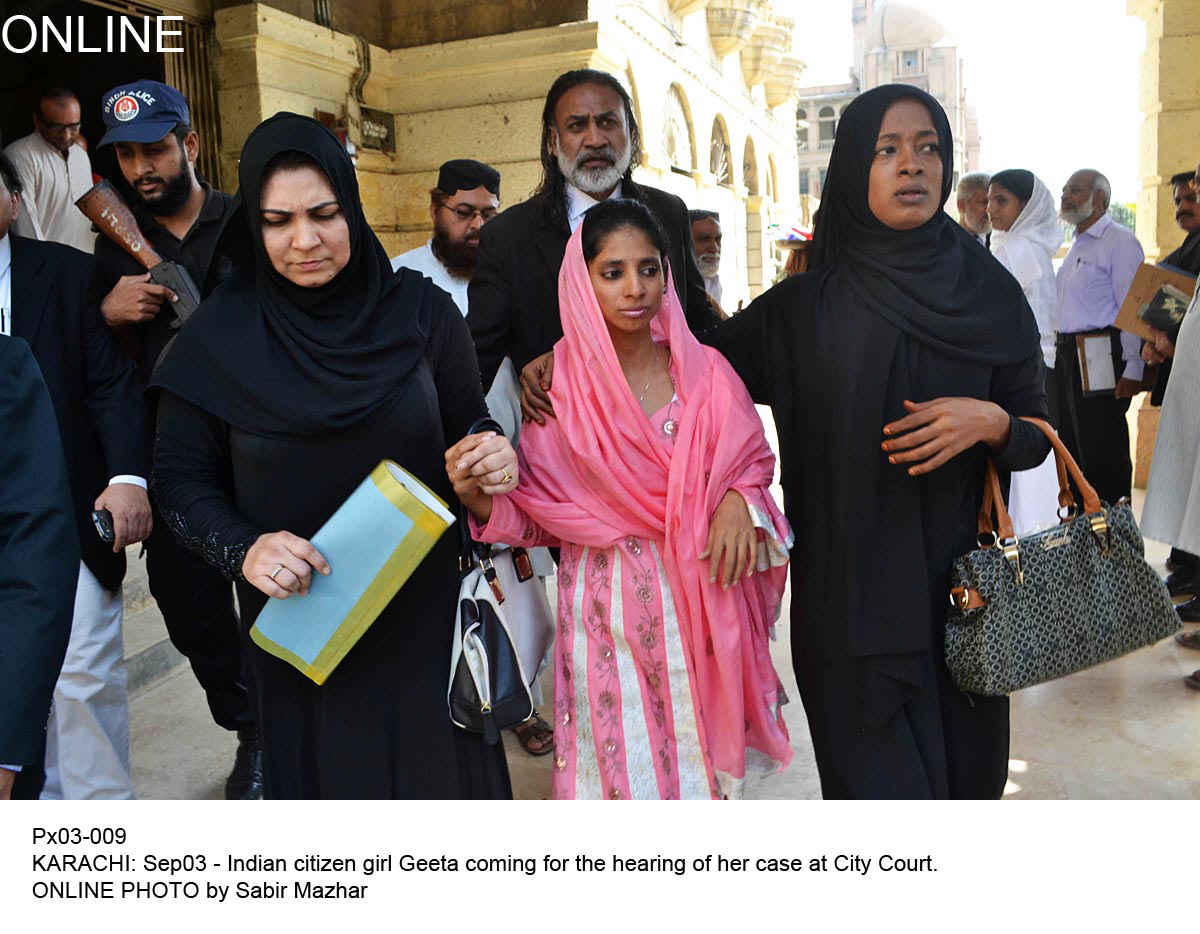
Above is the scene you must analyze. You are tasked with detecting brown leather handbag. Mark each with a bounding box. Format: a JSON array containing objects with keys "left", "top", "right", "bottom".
[{"left": 945, "top": 417, "right": 1179, "bottom": 696}]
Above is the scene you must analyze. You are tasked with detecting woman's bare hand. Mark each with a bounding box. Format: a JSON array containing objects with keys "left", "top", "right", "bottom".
[
  {"left": 700, "top": 490, "right": 756, "bottom": 589},
  {"left": 445, "top": 431, "right": 518, "bottom": 523},
  {"left": 243, "top": 530, "right": 330, "bottom": 599},
  {"left": 882, "top": 398, "right": 1011, "bottom": 476}
]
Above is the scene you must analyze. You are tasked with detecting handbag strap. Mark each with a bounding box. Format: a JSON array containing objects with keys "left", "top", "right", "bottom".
[{"left": 976, "top": 416, "right": 1103, "bottom": 541}]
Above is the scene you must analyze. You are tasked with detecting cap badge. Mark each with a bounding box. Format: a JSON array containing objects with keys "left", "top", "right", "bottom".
[{"left": 113, "top": 95, "right": 140, "bottom": 122}]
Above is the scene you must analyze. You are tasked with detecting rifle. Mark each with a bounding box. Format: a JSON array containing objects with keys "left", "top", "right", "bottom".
[{"left": 75, "top": 180, "right": 201, "bottom": 329}]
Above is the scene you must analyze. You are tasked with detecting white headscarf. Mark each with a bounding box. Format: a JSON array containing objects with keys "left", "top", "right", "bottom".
[{"left": 990, "top": 173, "right": 1062, "bottom": 366}]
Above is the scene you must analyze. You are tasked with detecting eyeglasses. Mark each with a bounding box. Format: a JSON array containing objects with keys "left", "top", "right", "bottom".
[
  {"left": 439, "top": 203, "right": 497, "bottom": 223},
  {"left": 37, "top": 119, "right": 81, "bottom": 132}
]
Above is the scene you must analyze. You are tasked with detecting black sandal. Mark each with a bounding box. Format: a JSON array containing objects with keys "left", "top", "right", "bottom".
[{"left": 512, "top": 713, "right": 554, "bottom": 756}]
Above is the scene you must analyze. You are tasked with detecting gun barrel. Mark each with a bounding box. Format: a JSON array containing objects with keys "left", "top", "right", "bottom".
[{"left": 76, "top": 180, "right": 163, "bottom": 271}]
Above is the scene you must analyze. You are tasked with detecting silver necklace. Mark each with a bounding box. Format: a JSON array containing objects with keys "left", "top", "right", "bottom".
[
  {"left": 662, "top": 371, "right": 678, "bottom": 437},
  {"left": 635, "top": 346, "right": 663, "bottom": 404}
]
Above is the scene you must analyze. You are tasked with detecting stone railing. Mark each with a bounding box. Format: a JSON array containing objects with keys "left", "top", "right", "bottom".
[
  {"left": 741, "top": 18, "right": 789, "bottom": 86},
  {"left": 764, "top": 54, "right": 805, "bottom": 107},
  {"left": 706, "top": 0, "right": 759, "bottom": 57}
]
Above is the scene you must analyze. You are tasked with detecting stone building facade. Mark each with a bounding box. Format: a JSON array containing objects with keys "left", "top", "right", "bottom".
[
  {"left": 795, "top": 0, "right": 981, "bottom": 202},
  {"left": 1, "top": 0, "right": 804, "bottom": 308}
]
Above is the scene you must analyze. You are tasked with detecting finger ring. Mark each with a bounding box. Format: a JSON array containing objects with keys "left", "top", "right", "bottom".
[
  {"left": 269, "top": 564, "right": 284, "bottom": 580},
  {"left": 501, "top": 469, "right": 512, "bottom": 484}
]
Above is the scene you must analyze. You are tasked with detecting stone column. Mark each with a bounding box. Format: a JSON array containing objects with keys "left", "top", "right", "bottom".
[{"left": 1128, "top": 0, "right": 1200, "bottom": 261}]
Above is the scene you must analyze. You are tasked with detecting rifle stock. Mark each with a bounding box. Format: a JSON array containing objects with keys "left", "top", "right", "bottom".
[{"left": 76, "top": 180, "right": 164, "bottom": 270}]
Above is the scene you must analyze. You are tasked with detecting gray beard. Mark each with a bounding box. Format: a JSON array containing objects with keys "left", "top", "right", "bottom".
[
  {"left": 696, "top": 254, "right": 720, "bottom": 278},
  {"left": 556, "top": 138, "right": 632, "bottom": 196},
  {"left": 1060, "top": 202, "right": 1093, "bottom": 226},
  {"left": 965, "top": 212, "right": 990, "bottom": 236}
]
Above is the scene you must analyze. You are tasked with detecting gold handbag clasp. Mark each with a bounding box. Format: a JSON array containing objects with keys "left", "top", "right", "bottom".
[
  {"left": 1088, "top": 512, "right": 1110, "bottom": 554},
  {"left": 1001, "top": 538, "right": 1024, "bottom": 586}
]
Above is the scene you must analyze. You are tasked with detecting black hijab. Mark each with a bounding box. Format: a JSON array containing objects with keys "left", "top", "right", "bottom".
[
  {"left": 152, "top": 113, "right": 431, "bottom": 438},
  {"left": 810, "top": 84, "right": 1039, "bottom": 366},
  {"left": 728, "top": 85, "right": 1046, "bottom": 718}
]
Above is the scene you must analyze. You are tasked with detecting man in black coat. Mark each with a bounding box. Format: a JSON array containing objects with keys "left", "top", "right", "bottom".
[
  {"left": 468, "top": 68, "right": 720, "bottom": 421},
  {"left": 1, "top": 152, "right": 150, "bottom": 799},
  {"left": 0, "top": 337, "right": 78, "bottom": 801}
]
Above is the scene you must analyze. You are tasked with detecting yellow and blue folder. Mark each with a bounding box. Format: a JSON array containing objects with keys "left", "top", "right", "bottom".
[{"left": 249, "top": 460, "right": 455, "bottom": 685}]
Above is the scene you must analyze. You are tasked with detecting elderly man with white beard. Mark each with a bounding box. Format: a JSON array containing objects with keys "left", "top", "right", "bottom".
[
  {"left": 1052, "top": 168, "right": 1147, "bottom": 505},
  {"left": 955, "top": 172, "right": 991, "bottom": 247},
  {"left": 689, "top": 208, "right": 726, "bottom": 315},
  {"left": 467, "top": 68, "right": 719, "bottom": 424}
]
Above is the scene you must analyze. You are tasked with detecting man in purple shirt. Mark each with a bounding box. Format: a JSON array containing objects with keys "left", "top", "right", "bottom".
[{"left": 1053, "top": 169, "right": 1147, "bottom": 503}]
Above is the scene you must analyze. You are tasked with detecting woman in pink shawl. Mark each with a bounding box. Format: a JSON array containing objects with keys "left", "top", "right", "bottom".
[{"left": 447, "top": 200, "right": 793, "bottom": 799}]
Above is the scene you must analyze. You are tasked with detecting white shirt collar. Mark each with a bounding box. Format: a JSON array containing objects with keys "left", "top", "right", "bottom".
[
  {"left": 0, "top": 232, "right": 10, "bottom": 276},
  {"left": 565, "top": 182, "right": 624, "bottom": 232},
  {"left": 1077, "top": 212, "right": 1113, "bottom": 241}
]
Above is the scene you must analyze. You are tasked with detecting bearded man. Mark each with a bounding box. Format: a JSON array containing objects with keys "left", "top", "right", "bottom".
[
  {"left": 467, "top": 68, "right": 719, "bottom": 422},
  {"left": 689, "top": 208, "right": 724, "bottom": 310},
  {"left": 955, "top": 172, "right": 991, "bottom": 247},
  {"left": 83, "top": 80, "right": 261, "bottom": 800},
  {"left": 1052, "top": 168, "right": 1146, "bottom": 505}
]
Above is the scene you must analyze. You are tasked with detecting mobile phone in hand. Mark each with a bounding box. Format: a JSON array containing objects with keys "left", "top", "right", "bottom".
[{"left": 92, "top": 508, "right": 115, "bottom": 542}]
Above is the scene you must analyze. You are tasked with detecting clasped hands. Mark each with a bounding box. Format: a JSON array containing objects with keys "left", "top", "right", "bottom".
[{"left": 445, "top": 430, "right": 520, "bottom": 525}]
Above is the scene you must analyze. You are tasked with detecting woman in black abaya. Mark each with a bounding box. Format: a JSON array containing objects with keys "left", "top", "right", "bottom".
[
  {"left": 150, "top": 114, "right": 513, "bottom": 799},
  {"left": 705, "top": 85, "right": 1050, "bottom": 798}
]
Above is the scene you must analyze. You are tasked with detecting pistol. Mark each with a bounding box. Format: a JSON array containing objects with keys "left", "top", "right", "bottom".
[{"left": 76, "top": 180, "right": 201, "bottom": 329}]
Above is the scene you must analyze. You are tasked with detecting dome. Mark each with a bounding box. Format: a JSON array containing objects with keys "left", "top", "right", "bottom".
[{"left": 866, "top": 1, "right": 948, "bottom": 50}]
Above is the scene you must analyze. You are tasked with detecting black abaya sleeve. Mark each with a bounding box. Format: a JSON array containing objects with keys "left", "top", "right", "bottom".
[
  {"left": 697, "top": 290, "right": 777, "bottom": 406},
  {"left": 152, "top": 391, "right": 264, "bottom": 581},
  {"left": 989, "top": 349, "right": 1052, "bottom": 473},
  {"left": 426, "top": 296, "right": 491, "bottom": 444}
]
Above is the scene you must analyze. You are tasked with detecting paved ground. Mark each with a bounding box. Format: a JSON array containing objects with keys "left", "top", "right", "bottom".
[{"left": 128, "top": 487, "right": 1198, "bottom": 799}]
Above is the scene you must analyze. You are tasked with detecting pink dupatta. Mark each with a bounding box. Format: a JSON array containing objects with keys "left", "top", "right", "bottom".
[{"left": 508, "top": 227, "right": 793, "bottom": 787}]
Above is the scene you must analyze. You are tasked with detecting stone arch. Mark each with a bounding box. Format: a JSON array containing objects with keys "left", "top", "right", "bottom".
[
  {"left": 663, "top": 83, "right": 696, "bottom": 173},
  {"left": 818, "top": 105, "right": 836, "bottom": 146},
  {"left": 710, "top": 114, "right": 732, "bottom": 186},
  {"left": 742, "top": 135, "right": 760, "bottom": 196},
  {"left": 620, "top": 65, "right": 644, "bottom": 154}
]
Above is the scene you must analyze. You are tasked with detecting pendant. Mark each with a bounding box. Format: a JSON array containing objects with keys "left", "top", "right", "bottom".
[{"left": 662, "top": 418, "right": 677, "bottom": 437}]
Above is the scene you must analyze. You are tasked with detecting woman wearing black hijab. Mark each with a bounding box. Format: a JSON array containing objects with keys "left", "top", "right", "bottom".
[
  {"left": 705, "top": 85, "right": 1050, "bottom": 798},
  {"left": 151, "top": 114, "right": 514, "bottom": 799}
]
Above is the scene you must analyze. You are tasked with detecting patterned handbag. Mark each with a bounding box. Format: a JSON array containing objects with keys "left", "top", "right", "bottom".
[{"left": 945, "top": 417, "right": 1179, "bottom": 696}]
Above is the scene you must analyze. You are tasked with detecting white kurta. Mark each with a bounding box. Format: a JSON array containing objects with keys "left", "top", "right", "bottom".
[
  {"left": 1141, "top": 281, "right": 1200, "bottom": 553},
  {"left": 3, "top": 133, "right": 95, "bottom": 254}
]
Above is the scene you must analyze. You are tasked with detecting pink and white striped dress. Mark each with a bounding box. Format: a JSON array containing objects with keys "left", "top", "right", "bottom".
[{"left": 481, "top": 406, "right": 714, "bottom": 798}]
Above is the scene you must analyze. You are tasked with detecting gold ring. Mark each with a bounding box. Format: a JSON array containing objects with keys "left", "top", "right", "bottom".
[
  {"left": 269, "top": 564, "right": 284, "bottom": 580},
  {"left": 501, "top": 469, "right": 512, "bottom": 484}
]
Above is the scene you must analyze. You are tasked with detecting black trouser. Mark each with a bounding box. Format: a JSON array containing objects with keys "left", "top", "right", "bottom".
[
  {"left": 146, "top": 496, "right": 255, "bottom": 734},
  {"left": 1052, "top": 331, "right": 1132, "bottom": 504}
]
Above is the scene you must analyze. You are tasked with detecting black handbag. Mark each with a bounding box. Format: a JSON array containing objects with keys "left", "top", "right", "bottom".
[{"left": 945, "top": 417, "right": 1179, "bottom": 696}]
